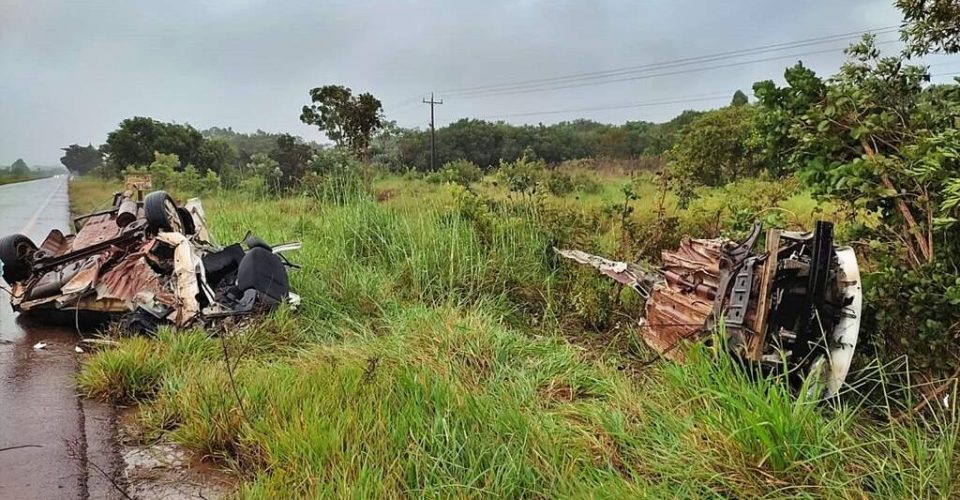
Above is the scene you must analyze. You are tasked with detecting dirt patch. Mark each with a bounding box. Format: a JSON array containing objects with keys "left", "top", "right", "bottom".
[{"left": 119, "top": 407, "right": 236, "bottom": 499}]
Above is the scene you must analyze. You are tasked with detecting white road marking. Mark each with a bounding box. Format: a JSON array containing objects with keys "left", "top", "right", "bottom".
[{"left": 18, "top": 178, "right": 64, "bottom": 236}]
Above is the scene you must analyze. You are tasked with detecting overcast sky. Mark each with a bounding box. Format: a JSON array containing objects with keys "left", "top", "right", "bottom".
[{"left": 2, "top": 0, "right": 959, "bottom": 165}]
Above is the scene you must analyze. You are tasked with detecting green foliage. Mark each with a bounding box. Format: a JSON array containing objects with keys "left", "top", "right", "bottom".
[
  {"left": 391, "top": 114, "right": 703, "bottom": 172},
  {"left": 867, "top": 261, "right": 960, "bottom": 373},
  {"left": 266, "top": 134, "right": 315, "bottom": 191},
  {"left": 666, "top": 105, "right": 764, "bottom": 194},
  {"left": 425, "top": 159, "right": 483, "bottom": 186},
  {"left": 898, "top": 0, "right": 960, "bottom": 55},
  {"left": 124, "top": 152, "right": 220, "bottom": 195},
  {"left": 730, "top": 89, "right": 749, "bottom": 106},
  {"left": 73, "top": 182, "right": 959, "bottom": 497},
  {"left": 103, "top": 116, "right": 236, "bottom": 175},
  {"left": 497, "top": 152, "right": 546, "bottom": 197},
  {"left": 241, "top": 153, "right": 280, "bottom": 195},
  {"left": 755, "top": 34, "right": 960, "bottom": 372},
  {"left": 60, "top": 144, "right": 103, "bottom": 174},
  {"left": 202, "top": 127, "right": 319, "bottom": 163},
  {"left": 545, "top": 169, "right": 574, "bottom": 196},
  {"left": 300, "top": 85, "right": 384, "bottom": 159}
]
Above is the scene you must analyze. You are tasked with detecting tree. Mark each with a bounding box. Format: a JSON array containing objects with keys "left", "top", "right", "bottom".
[
  {"left": 730, "top": 89, "right": 749, "bottom": 106},
  {"left": 897, "top": 0, "right": 960, "bottom": 55},
  {"left": 666, "top": 105, "right": 763, "bottom": 189},
  {"left": 202, "top": 127, "right": 319, "bottom": 164},
  {"left": 103, "top": 117, "right": 204, "bottom": 171},
  {"left": 196, "top": 138, "right": 238, "bottom": 176},
  {"left": 10, "top": 159, "right": 29, "bottom": 176},
  {"left": 300, "top": 85, "right": 384, "bottom": 160},
  {"left": 754, "top": 35, "right": 960, "bottom": 372},
  {"left": 268, "top": 134, "right": 315, "bottom": 189},
  {"left": 754, "top": 35, "right": 951, "bottom": 266},
  {"left": 60, "top": 144, "right": 103, "bottom": 174}
]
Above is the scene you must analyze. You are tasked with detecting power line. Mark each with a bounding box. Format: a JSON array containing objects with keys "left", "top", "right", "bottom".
[
  {"left": 476, "top": 69, "right": 958, "bottom": 123},
  {"left": 442, "top": 25, "right": 900, "bottom": 97},
  {"left": 479, "top": 92, "right": 734, "bottom": 120},
  {"left": 449, "top": 39, "right": 900, "bottom": 100}
]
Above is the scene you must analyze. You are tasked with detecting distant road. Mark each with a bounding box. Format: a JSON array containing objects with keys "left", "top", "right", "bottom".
[{"left": 0, "top": 176, "right": 121, "bottom": 499}]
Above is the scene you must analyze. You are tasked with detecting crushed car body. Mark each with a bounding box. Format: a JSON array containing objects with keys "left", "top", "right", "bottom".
[
  {"left": 557, "top": 220, "right": 862, "bottom": 397},
  {"left": 0, "top": 177, "right": 299, "bottom": 332}
]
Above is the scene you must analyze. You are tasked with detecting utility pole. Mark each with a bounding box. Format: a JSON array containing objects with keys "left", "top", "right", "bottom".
[{"left": 422, "top": 92, "right": 443, "bottom": 171}]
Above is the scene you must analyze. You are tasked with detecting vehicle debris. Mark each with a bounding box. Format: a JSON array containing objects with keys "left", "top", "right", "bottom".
[
  {"left": 0, "top": 177, "right": 299, "bottom": 333},
  {"left": 556, "top": 221, "right": 862, "bottom": 397}
]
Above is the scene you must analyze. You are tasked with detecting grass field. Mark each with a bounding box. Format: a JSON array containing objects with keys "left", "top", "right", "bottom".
[{"left": 72, "top": 175, "right": 958, "bottom": 498}]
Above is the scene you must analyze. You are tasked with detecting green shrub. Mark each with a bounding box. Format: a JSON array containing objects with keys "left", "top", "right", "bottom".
[
  {"left": 545, "top": 170, "right": 574, "bottom": 196},
  {"left": 496, "top": 152, "right": 545, "bottom": 197},
  {"left": 427, "top": 159, "right": 483, "bottom": 186}
]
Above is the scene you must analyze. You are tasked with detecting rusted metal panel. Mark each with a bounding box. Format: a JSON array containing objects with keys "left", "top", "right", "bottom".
[
  {"left": 642, "top": 237, "right": 727, "bottom": 359},
  {"left": 644, "top": 284, "right": 714, "bottom": 360},
  {"left": 95, "top": 252, "right": 173, "bottom": 306},
  {"left": 661, "top": 237, "right": 723, "bottom": 289},
  {"left": 38, "top": 229, "right": 72, "bottom": 257},
  {"left": 72, "top": 214, "right": 121, "bottom": 250}
]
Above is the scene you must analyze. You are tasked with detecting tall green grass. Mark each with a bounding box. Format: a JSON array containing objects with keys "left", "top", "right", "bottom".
[{"left": 73, "top": 179, "right": 958, "bottom": 498}]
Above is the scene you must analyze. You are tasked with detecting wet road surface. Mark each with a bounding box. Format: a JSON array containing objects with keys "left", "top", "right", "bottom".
[{"left": 0, "top": 177, "right": 121, "bottom": 499}]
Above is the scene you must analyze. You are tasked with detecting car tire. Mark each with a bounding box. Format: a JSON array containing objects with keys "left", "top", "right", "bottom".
[
  {"left": 144, "top": 191, "right": 183, "bottom": 233},
  {"left": 0, "top": 233, "right": 38, "bottom": 285}
]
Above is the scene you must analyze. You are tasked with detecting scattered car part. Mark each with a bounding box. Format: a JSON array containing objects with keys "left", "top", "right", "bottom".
[{"left": 556, "top": 220, "right": 862, "bottom": 397}]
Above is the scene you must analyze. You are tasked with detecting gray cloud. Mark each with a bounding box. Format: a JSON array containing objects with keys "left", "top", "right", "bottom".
[{"left": 0, "top": 0, "right": 934, "bottom": 165}]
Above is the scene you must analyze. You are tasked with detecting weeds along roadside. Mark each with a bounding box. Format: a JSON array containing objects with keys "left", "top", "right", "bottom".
[{"left": 70, "top": 177, "right": 957, "bottom": 497}]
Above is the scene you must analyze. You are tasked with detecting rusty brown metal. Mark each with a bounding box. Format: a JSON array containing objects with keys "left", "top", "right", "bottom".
[
  {"left": 96, "top": 249, "right": 173, "bottom": 306},
  {"left": 72, "top": 214, "right": 121, "bottom": 250},
  {"left": 642, "top": 237, "right": 727, "bottom": 360},
  {"left": 116, "top": 198, "right": 138, "bottom": 227},
  {"left": 38, "top": 230, "right": 72, "bottom": 257}
]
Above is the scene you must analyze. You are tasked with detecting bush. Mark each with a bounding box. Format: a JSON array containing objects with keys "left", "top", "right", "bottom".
[
  {"left": 122, "top": 152, "right": 220, "bottom": 196},
  {"left": 304, "top": 148, "right": 370, "bottom": 204},
  {"left": 426, "top": 159, "right": 483, "bottom": 186},
  {"left": 545, "top": 170, "right": 574, "bottom": 196},
  {"left": 497, "top": 152, "right": 545, "bottom": 197}
]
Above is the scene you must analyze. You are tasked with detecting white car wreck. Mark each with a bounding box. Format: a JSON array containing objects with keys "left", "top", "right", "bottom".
[{"left": 0, "top": 179, "right": 299, "bottom": 333}]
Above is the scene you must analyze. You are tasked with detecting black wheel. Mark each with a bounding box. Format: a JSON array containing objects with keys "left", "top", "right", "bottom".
[
  {"left": 144, "top": 191, "right": 183, "bottom": 233},
  {"left": 0, "top": 234, "right": 38, "bottom": 285}
]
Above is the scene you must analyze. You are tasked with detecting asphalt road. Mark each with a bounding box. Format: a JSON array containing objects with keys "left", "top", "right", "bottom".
[{"left": 0, "top": 176, "right": 122, "bottom": 499}]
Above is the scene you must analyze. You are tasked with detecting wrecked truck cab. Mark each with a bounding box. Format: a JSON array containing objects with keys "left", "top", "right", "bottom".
[
  {"left": 557, "top": 220, "right": 862, "bottom": 398},
  {"left": 1, "top": 179, "right": 299, "bottom": 332}
]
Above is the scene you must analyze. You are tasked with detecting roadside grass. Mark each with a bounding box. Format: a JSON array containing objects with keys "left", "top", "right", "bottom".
[{"left": 70, "top": 177, "right": 958, "bottom": 498}]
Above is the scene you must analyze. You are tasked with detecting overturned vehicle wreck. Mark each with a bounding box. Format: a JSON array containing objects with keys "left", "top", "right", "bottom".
[
  {"left": 0, "top": 180, "right": 298, "bottom": 332},
  {"left": 557, "top": 221, "right": 861, "bottom": 397}
]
